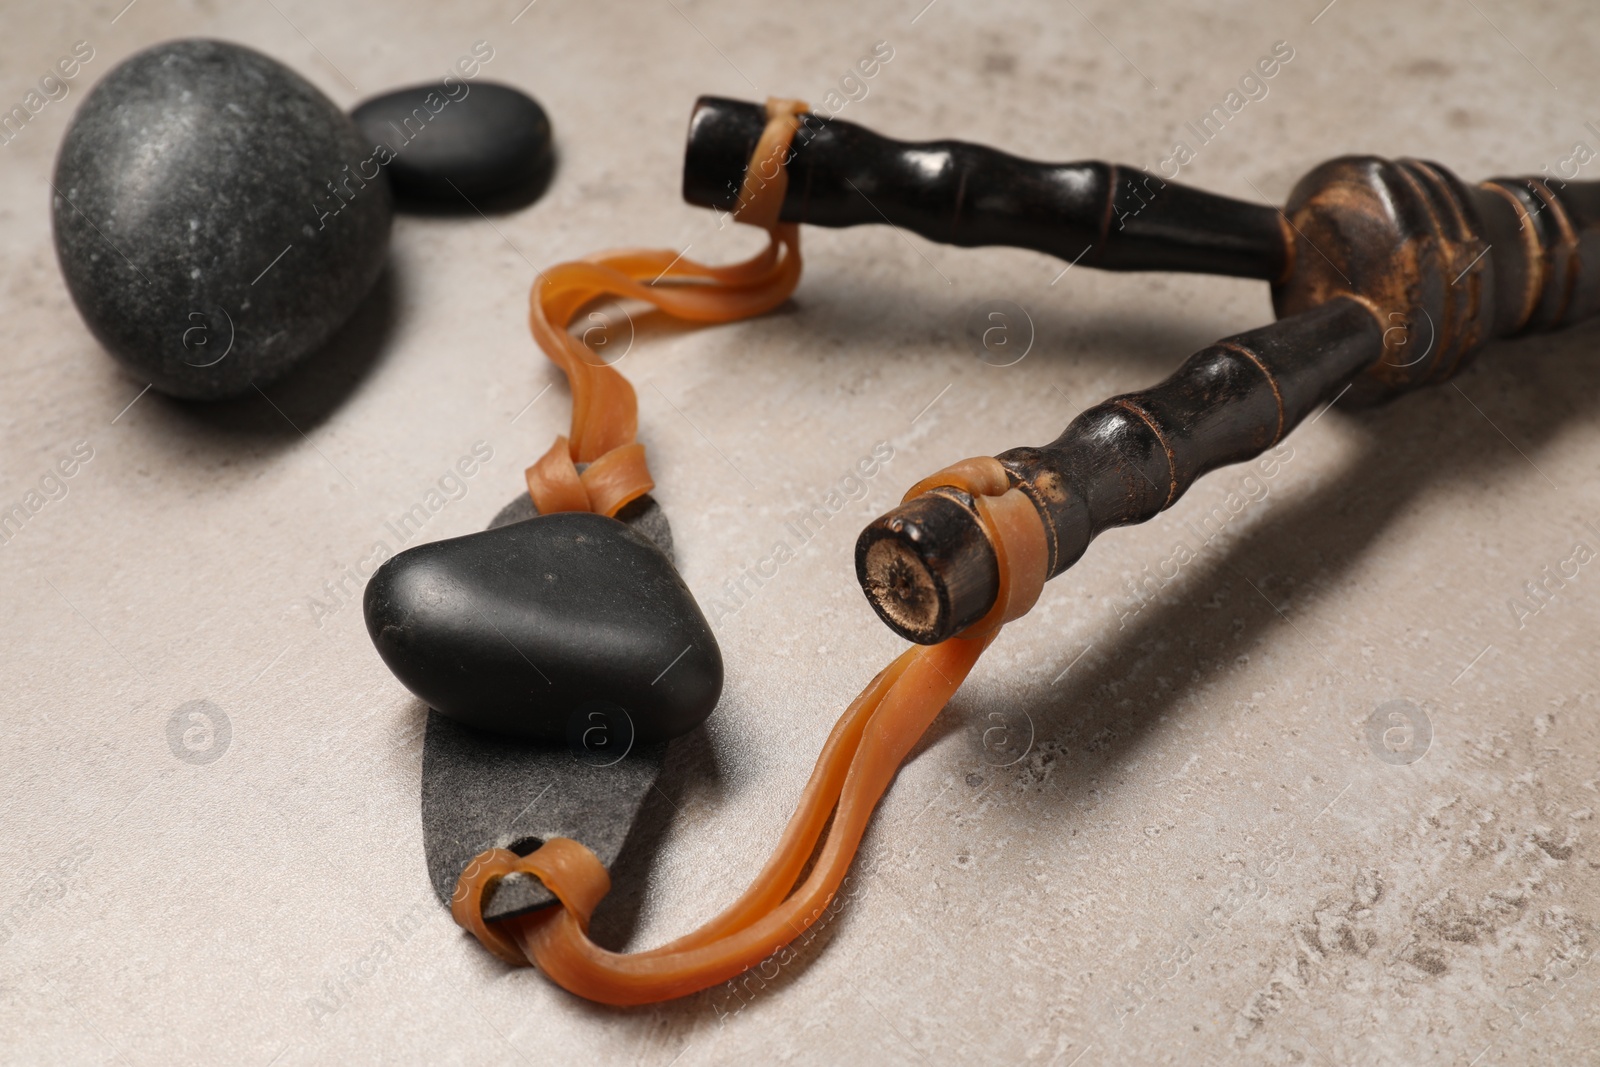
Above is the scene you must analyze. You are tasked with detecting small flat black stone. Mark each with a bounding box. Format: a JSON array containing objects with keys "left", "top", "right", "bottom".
[
  {"left": 351, "top": 82, "right": 553, "bottom": 207},
  {"left": 365, "top": 510, "right": 720, "bottom": 743},
  {"left": 52, "top": 39, "right": 391, "bottom": 400}
]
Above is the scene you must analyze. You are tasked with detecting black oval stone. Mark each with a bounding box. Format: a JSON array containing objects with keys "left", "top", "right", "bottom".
[
  {"left": 52, "top": 39, "right": 391, "bottom": 400},
  {"left": 364, "top": 511, "right": 721, "bottom": 743},
  {"left": 351, "top": 81, "right": 553, "bottom": 206}
]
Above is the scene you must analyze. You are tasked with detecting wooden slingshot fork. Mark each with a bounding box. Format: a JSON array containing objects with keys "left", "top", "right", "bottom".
[
  {"left": 684, "top": 96, "right": 1600, "bottom": 644},
  {"left": 443, "top": 97, "right": 1598, "bottom": 1006}
]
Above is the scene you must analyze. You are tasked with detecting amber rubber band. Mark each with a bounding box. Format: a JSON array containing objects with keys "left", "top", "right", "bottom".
[
  {"left": 521, "top": 98, "right": 808, "bottom": 517},
  {"left": 453, "top": 101, "right": 1050, "bottom": 1006}
]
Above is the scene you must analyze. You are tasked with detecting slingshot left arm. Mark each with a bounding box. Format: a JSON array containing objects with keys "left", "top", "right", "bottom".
[{"left": 683, "top": 96, "right": 1291, "bottom": 281}]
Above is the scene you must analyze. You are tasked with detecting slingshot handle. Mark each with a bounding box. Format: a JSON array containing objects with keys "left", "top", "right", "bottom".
[
  {"left": 683, "top": 96, "right": 1291, "bottom": 281},
  {"left": 1274, "top": 156, "right": 1600, "bottom": 401}
]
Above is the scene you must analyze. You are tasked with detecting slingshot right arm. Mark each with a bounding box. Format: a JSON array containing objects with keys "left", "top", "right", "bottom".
[{"left": 855, "top": 297, "right": 1385, "bottom": 644}]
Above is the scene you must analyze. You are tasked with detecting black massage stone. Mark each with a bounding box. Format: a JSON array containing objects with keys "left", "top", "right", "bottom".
[
  {"left": 52, "top": 39, "right": 391, "bottom": 400},
  {"left": 351, "top": 81, "right": 553, "bottom": 205},
  {"left": 364, "top": 509, "right": 721, "bottom": 744}
]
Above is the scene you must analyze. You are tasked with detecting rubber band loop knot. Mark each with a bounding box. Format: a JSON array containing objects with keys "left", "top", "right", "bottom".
[{"left": 522, "top": 98, "right": 809, "bottom": 518}]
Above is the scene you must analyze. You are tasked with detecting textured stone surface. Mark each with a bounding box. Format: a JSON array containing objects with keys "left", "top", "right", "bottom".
[
  {"left": 4, "top": 3, "right": 1599, "bottom": 1065},
  {"left": 352, "top": 81, "right": 553, "bottom": 206},
  {"left": 52, "top": 39, "right": 391, "bottom": 399}
]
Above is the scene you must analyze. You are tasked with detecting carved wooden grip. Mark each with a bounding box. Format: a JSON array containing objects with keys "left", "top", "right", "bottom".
[
  {"left": 1481, "top": 174, "right": 1600, "bottom": 333},
  {"left": 1274, "top": 157, "right": 1600, "bottom": 401}
]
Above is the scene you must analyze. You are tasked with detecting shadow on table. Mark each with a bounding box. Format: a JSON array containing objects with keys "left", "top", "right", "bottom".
[
  {"left": 135, "top": 265, "right": 401, "bottom": 447},
  {"left": 583, "top": 720, "right": 730, "bottom": 951},
  {"left": 481, "top": 314, "right": 1600, "bottom": 1024},
  {"left": 910, "top": 316, "right": 1600, "bottom": 818}
]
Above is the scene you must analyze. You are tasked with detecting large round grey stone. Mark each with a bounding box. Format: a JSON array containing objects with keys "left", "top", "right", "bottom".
[{"left": 52, "top": 39, "right": 392, "bottom": 400}]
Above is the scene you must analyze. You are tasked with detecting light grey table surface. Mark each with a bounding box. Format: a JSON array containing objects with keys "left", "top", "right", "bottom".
[{"left": 3, "top": 1, "right": 1597, "bottom": 1063}]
